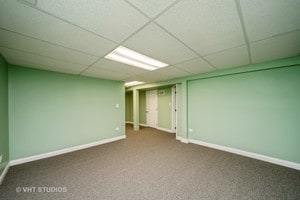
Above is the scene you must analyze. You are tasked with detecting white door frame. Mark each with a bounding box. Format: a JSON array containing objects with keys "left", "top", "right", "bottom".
[{"left": 171, "top": 85, "right": 177, "bottom": 133}]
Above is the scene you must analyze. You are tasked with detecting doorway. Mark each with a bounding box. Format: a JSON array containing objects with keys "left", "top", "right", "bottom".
[{"left": 125, "top": 91, "right": 133, "bottom": 123}]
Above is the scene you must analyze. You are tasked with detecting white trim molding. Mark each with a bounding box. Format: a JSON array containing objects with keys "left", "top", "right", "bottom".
[
  {"left": 126, "top": 122, "right": 148, "bottom": 127},
  {"left": 176, "top": 135, "right": 182, "bottom": 141},
  {"left": 147, "top": 125, "right": 158, "bottom": 129},
  {"left": 176, "top": 136, "right": 189, "bottom": 143},
  {"left": 156, "top": 127, "right": 175, "bottom": 133},
  {"left": 189, "top": 139, "right": 300, "bottom": 170},
  {"left": 180, "top": 138, "right": 189, "bottom": 144},
  {"left": 0, "top": 163, "right": 10, "bottom": 185},
  {"left": 10, "top": 135, "right": 126, "bottom": 166}
]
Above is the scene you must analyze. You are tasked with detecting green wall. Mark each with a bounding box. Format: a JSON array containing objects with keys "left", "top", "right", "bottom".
[
  {"left": 128, "top": 56, "right": 300, "bottom": 163},
  {"left": 139, "top": 91, "right": 146, "bottom": 124},
  {"left": 125, "top": 92, "right": 133, "bottom": 122},
  {"left": 158, "top": 87, "right": 172, "bottom": 129},
  {"left": 188, "top": 65, "right": 300, "bottom": 163},
  {"left": 175, "top": 83, "right": 183, "bottom": 137},
  {"left": 9, "top": 65, "right": 125, "bottom": 160},
  {"left": 0, "top": 56, "right": 9, "bottom": 175}
]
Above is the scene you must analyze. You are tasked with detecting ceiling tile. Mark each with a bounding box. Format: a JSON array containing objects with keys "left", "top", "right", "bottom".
[
  {"left": 125, "top": 72, "right": 171, "bottom": 83},
  {"left": 8, "top": 59, "right": 82, "bottom": 75},
  {"left": 0, "top": 29, "right": 98, "bottom": 66},
  {"left": 204, "top": 45, "right": 250, "bottom": 69},
  {"left": 37, "top": 0, "right": 149, "bottom": 43},
  {"left": 22, "top": 0, "right": 36, "bottom": 5},
  {"left": 156, "top": 0, "right": 245, "bottom": 55},
  {"left": 153, "top": 66, "right": 191, "bottom": 79},
  {"left": 240, "top": 0, "right": 300, "bottom": 42},
  {"left": 173, "top": 57, "right": 215, "bottom": 74},
  {"left": 0, "top": 47, "right": 87, "bottom": 74},
  {"left": 250, "top": 30, "right": 300, "bottom": 64},
  {"left": 1, "top": 0, "right": 297, "bottom": 82},
  {"left": 124, "top": 66, "right": 191, "bottom": 83},
  {"left": 81, "top": 66, "right": 131, "bottom": 81},
  {"left": 124, "top": 23, "right": 198, "bottom": 65},
  {"left": 92, "top": 58, "right": 148, "bottom": 75},
  {"left": 126, "top": 0, "right": 177, "bottom": 18},
  {"left": 0, "top": 0, "right": 116, "bottom": 57}
]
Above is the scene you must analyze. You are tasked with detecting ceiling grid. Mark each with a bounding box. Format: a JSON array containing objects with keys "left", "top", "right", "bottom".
[
  {"left": 0, "top": 0, "right": 298, "bottom": 83},
  {"left": 234, "top": 0, "right": 252, "bottom": 64}
]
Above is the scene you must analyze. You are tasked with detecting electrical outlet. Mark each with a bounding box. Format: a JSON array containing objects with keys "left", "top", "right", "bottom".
[
  {"left": 115, "top": 127, "right": 119, "bottom": 131},
  {"left": 116, "top": 104, "right": 119, "bottom": 108},
  {"left": 0, "top": 155, "right": 2, "bottom": 163},
  {"left": 188, "top": 128, "right": 193, "bottom": 132}
]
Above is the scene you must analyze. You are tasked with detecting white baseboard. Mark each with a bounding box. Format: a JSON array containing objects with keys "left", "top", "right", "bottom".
[
  {"left": 175, "top": 136, "right": 189, "bottom": 143},
  {"left": 156, "top": 127, "right": 175, "bottom": 133},
  {"left": 176, "top": 135, "right": 189, "bottom": 143},
  {"left": 189, "top": 139, "right": 300, "bottom": 170},
  {"left": 181, "top": 138, "right": 189, "bottom": 144},
  {"left": 125, "top": 122, "right": 148, "bottom": 127},
  {"left": 0, "top": 163, "right": 10, "bottom": 185},
  {"left": 10, "top": 135, "right": 126, "bottom": 166},
  {"left": 176, "top": 135, "right": 182, "bottom": 141},
  {"left": 147, "top": 125, "right": 157, "bottom": 129}
]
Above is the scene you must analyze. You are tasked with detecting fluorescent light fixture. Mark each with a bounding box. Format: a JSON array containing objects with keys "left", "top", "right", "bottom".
[
  {"left": 125, "top": 81, "right": 145, "bottom": 87},
  {"left": 105, "top": 46, "right": 169, "bottom": 71}
]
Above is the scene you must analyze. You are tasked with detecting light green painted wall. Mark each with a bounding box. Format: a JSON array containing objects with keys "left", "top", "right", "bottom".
[
  {"left": 158, "top": 87, "right": 172, "bottom": 129},
  {"left": 176, "top": 83, "right": 183, "bottom": 137},
  {"left": 139, "top": 91, "right": 146, "bottom": 124},
  {"left": 125, "top": 92, "right": 133, "bottom": 122},
  {"left": 179, "top": 82, "right": 188, "bottom": 138},
  {"left": 9, "top": 65, "right": 125, "bottom": 160},
  {"left": 188, "top": 65, "right": 300, "bottom": 163},
  {"left": 128, "top": 56, "right": 300, "bottom": 163},
  {"left": 0, "top": 56, "right": 9, "bottom": 175}
]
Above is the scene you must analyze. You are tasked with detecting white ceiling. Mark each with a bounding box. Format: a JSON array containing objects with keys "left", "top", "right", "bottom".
[{"left": 0, "top": 0, "right": 299, "bottom": 83}]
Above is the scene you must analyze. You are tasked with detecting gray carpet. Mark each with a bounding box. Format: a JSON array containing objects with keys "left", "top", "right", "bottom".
[{"left": 1, "top": 124, "right": 299, "bottom": 200}]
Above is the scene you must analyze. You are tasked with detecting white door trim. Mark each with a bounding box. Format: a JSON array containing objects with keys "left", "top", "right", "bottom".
[{"left": 171, "top": 85, "right": 177, "bottom": 133}]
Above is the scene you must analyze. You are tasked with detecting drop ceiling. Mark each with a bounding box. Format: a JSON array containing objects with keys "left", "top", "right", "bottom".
[{"left": 0, "top": 0, "right": 299, "bottom": 83}]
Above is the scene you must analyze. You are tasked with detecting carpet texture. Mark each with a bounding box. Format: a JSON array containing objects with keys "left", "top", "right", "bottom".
[{"left": 0, "top": 124, "right": 299, "bottom": 200}]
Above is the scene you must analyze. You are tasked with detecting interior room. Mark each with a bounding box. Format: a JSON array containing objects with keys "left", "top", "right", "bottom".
[{"left": 0, "top": 0, "right": 299, "bottom": 199}]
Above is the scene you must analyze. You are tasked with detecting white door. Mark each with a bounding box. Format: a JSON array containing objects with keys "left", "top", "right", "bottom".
[{"left": 146, "top": 90, "right": 158, "bottom": 128}]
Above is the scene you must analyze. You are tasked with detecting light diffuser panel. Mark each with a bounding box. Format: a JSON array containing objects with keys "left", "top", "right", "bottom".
[
  {"left": 105, "top": 46, "right": 169, "bottom": 71},
  {"left": 125, "top": 81, "right": 145, "bottom": 87}
]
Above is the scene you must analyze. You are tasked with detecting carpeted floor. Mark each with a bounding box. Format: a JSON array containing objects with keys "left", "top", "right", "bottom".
[{"left": 1, "top": 124, "right": 300, "bottom": 200}]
